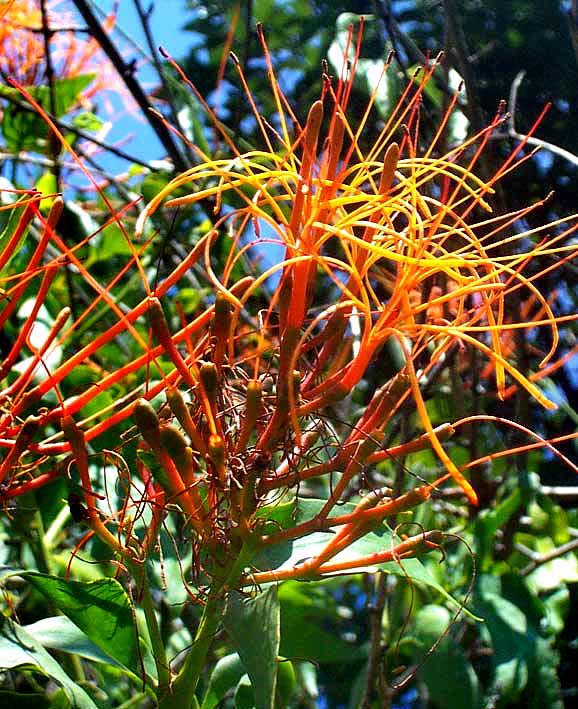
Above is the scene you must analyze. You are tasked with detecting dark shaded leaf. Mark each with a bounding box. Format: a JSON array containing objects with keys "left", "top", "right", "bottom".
[
  {"left": 0, "top": 617, "right": 97, "bottom": 708},
  {"left": 24, "top": 573, "right": 143, "bottom": 678},
  {"left": 224, "top": 586, "right": 280, "bottom": 709}
]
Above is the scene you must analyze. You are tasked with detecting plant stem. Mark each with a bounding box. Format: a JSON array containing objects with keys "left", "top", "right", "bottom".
[
  {"left": 134, "top": 564, "right": 171, "bottom": 699},
  {"left": 162, "top": 542, "right": 254, "bottom": 708},
  {"left": 161, "top": 587, "right": 223, "bottom": 709},
  {"left": 360, "top": 572, "right": 388, "bottom": 708}
]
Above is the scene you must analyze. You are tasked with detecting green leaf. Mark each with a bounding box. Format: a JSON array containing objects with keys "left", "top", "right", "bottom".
[
  {"left": 541, "top": 587, "right": 570, "bottom": 635},
  {"left": 276, "top": 659, "right": 296, "bottom": 707},
  {"left": 201, "top": 653, "right": 246, "bottom": 709},
  {"left": 0, "top": 617, "right": 97, "bottom": 708},
  {"left": 524, "top": 637, "right": 563, "bottom": 709},
  {"left": 234, "top": 675, "right": 254, "bottom": 709},
  {"left": 24, "top": 616, "right": 127, "bottom": 669},
  {"left": 23, "top": 573, "right": 143, "bottom": 678},
  {"left": 278, "top": 581, "right": 367, "bottom": 664},
  {"left": 474, "top": 572, "right": 564, "bottom": 706},
  {"left": 36, "top": 171, "right": 58, "bottom": 213},
  {"left": 474, "top": 575, "right": 536, "bottom": 702},
  {"left": 23, "top": 615, "right": 156, "bottom": 680},
  {"left": 175, "top": 287, "right": 203, "bottom": 315},
  {"left": 71, "top": 112, "right": 104, "bottom": 132},
  {"left": 223, "top": 586, "right": 280, "bottom": 709},
  {"left": 256, "top": 497, "right": 472, "bottom": 615},
  {"left": 0, "top": 75, "right": 95, "bottom": 152},
  {"left": 141, "top": 172, "right": 172, "bottom": 203},
  {"left": 0, "top": 198, "right": 33, "bottom": 277},
  {"left": 413, "top": 605, "right": 481, "bottom": 709},
  {"left": 1, "top": 103, "right": 47, "bottom": 152},
  {"left": 87, "top": 221, "right": 133, "bottom": 264},
  {"left": 231, "top": 662, "right": 295, "bottom": 709},
  {"left": 474, "top": 487, "right": 523, "bottom": 569}
]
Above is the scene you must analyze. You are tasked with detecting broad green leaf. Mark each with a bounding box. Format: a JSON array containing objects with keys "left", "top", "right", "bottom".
[
  {"left": 532, "top": 496, "right": 571, "bottom": 545},
  {"left": 276, "top": 659, "right": 296, "bottom": 707},
  {"left": 223, "top": 586, "right": 280, "bottom": 709},
  {"left": 474, "top": 487, "right": 523, "bottom": 569},
  {"left": 0, "top": 75, "right": 95, "bottom": 152},
  {"left": 71, "top": 112, "right": 104, "bottom": 132},
  {"left": 278, "top": 582, "right": 367, "bottom": 664},
  {"left": 24, "top": 616, "right": 126, "bottom": 669},
  {"left": 232, "top": 665, "right": 296, "bottom": 709},
  {"left": 232, "top": 663, "right": 296, "bottom": 709},
  {"left": 201, "top": 653, "right": 246, "bottom": 709},
  {"left": 87, "top": 221, "right": 133, "bottom": 265},
  {"left": 476, "top": 571, "right": 563, "bottom": 706},
  {"left": 524, "top": 636, "right": 563, "bottom": 709},
  {"left": 501, "top": 573, "right": 546, "bottom": 630},
  {"left": 1, "top": 104, "right": 48, "bottom": 152},
  {"left": 23, "top": 615, "right": 156, "bottom": 681},
  {"left": 256, "top": 497, "right": 472, "bottom": 614},
  {"left": 234, "top": 675, "right": 254, "bottom": 709},
  {"left": 46, "top": 75, "right": 97, "bottom": 117},
  {"left": 0, "top": 617, "right": 97, "bottom": 708},
  {"left": 175, "top": 287, "right": 203, "bottom": 315},
  {"left": 541, "top": 587, "right": 570, "bottom": 635},
  {"left": 36, "top": 171, "right": 58, "bottom": 213},
  {"left": 474, "top": 575, "right": 530, "bottom": 702},
  {"left": 24, "top": 573, "right": 143, "bottom": 678},
  {"left": 413, "top": 605, "right": 481, "bottom": 709},
  {"left": 348, "top": 663, "right": 371, "bottom": 709},
  {"left": 141, "top": 171, "right": 172, "bottom": 203}
]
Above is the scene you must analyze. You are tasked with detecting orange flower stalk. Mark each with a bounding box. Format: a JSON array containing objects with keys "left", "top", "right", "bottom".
[
  {"left": 135, "top": 22, "right": 578, "bottom": 513},
  {"left": 3, "top": 19, "right": 578, "bottom": 595}
]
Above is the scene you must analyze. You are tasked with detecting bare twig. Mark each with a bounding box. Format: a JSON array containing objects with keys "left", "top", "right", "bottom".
[
  {"left": 507, "top": 70, "right": 578, "bottom": 169},
  {"left": 517, "top": 537, "right": 578, "bottom": 576},
  {"left": 441, "top": 0, "right": 486, "bottom": 138},
  {"left": 0, "top": 91, "right": 161, "bottom": 169},
  {"left": 360, "top": 572, "right": 391, "bottom": 708},
  {"left": 39, "top": 0, "right": 61, "bottom": 189},
  {"left": 132, "top": 0, "right": 191, "bottom": 162},
  {"left": 540, "top": 486, "right": 578, "bottom": 500},
  {"left": 71, "top": 0, "right": 188, "bottom": 171},
  {"left": 372, "top": 0, "right": 465, "bottom": 105},
  {"left": 0, "top": 150, "right": 136, "bottom": 203},
  {"left": 565, "top": 0, "right": 578, "bottom": 65}
]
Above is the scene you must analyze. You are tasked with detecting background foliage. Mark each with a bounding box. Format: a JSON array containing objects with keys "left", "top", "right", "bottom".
[{"left": 1, "top": 1, "right": 578, "bottom": 708}]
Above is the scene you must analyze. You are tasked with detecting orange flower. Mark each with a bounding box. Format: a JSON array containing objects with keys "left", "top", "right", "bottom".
[
  {"left": 136, "top": 24, "right": 578, "bottom": 504},
  {"left": 0, "top": 0, "right": 47, "bottom": 85},
  {"left": 3, "top": 19, "right": 578, "bottom": 590},
  {"left": 0, "top": 0, "right": 131, "bottom": 114}
]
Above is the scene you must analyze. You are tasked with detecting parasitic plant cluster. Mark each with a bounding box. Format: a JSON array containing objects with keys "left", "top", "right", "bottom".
[{"left": 2, "top": 18, "right": 578, "bottom": 704}]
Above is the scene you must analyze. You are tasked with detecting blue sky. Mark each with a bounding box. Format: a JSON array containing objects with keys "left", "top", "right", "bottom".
[{"left": 85, "top": 1, "right": 194, "bottom": 170}]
